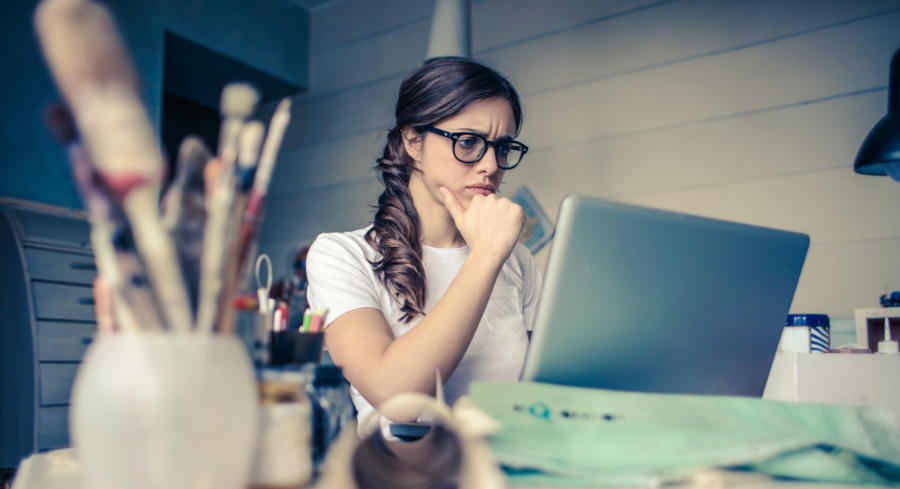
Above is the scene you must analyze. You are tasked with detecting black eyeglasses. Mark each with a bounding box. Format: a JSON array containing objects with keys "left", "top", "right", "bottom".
[{"left": 423, "top": 125, "right": 528, "bottom": 170}]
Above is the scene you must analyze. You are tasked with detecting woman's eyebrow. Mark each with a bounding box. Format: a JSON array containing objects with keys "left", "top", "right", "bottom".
[{"left": 456, "top": 127, "right": 515, "bottom": 141}]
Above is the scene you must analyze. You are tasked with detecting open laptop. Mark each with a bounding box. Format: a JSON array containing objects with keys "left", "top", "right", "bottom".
[{"left": 519, "top": 194, "right": 809, "bottom": 397}]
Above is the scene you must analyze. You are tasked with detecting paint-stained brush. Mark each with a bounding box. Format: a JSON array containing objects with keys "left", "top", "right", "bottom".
[
  {"left": 44, "top": 103, "right": 163, "bottom": 333},
  {"left": 161, "top": 136, "right": 212, "bottom": 315},
  {"left": 195, "top": 84, "right": 260, "bottom": 334},
  {"left": 35, "top": 0, "right": 192, "bottom": 332},
  {"left": 216, "top": 121, "right": 266, "bottom": 334}
]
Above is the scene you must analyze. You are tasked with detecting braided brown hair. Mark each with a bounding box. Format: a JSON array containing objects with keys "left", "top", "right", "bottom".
[{"left": 366, "top": 57, "right": 523, "bottom": 322}]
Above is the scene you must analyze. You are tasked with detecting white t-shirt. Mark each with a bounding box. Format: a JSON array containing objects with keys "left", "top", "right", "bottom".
[{"left": 306, "top": 226, "right": 542, "bottom": 428}]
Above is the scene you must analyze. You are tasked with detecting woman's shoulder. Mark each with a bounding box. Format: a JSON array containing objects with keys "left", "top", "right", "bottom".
[
  {"left": 509, "top": 242, "right": 536, "bottom": 267},
  {"left": 500, "top": 242, "right": 540, "bottom": 281},
  {"left": 309, "top": 226, "right": 379, "bottom": 262}
]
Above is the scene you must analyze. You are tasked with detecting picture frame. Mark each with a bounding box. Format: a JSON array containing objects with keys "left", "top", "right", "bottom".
[{"left": 510, "top": 186, "right": 554, "bottom": 254}]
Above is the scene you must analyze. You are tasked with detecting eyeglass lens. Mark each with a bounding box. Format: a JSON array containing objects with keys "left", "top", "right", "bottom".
[{"left": 453, "top": 135, "right": 524, "bottom": 168}]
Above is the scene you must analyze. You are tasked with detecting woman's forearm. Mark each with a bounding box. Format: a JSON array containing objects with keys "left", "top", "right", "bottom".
[{"left": 357, "top": 249, "right": 505, "bottom": 406}]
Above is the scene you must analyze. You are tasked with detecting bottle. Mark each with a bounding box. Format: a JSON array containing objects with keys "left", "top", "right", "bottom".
[
  {"left": 248, "top": 366, "right": 315, "bottom": 488},
  {"left": 783, "top": 314, "right": 830, "bottom": 353}
]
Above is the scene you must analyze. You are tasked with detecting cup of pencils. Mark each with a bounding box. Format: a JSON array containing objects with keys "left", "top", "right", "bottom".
[
  {"left": 34, "top": 0, "right": 295, "bottom": 488},
  {"left": 270, "top": 308, "right": 326, "bottom": 366}
]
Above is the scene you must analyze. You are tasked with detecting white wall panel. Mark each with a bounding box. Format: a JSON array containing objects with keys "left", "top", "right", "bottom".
[
  {"left": 481, "top": 0, "right": 900, "bottom": 96},
  {"left": 281, "top": 75, "right": 400, "bottom": 150},
  {"left": 473, "top": 0, "right": 662, "bottom": 55},
  {"left": 502, "top": 89, "right": 884, "bottom": 207},
  {"left": 615, "top": 168, "right": 900, "bottom": 245},
  {"left": 259, "top": 178, "right": 382, "bottom": 248},
  {"left": 309, "top": 0, "right": 665, "bottom": 97},
  {"left": 310, "top": 21, "right": 429, "bottom": 96},
  {"left": 789, "top": 238, "right": 900, "bottom": 317},
  {"left": 518, "top": 11, "right": 900, "bottom": 150},
  {"left": 270, "top": 129, "right": 383, "bottom": 196},
  {"left": 310, "top": 0, "right": 433, "bottom": 55}
]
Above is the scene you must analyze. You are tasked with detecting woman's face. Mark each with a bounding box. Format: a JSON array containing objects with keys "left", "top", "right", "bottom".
[{"left": 405, "top": 97, "right": 516, "bottom": 212}]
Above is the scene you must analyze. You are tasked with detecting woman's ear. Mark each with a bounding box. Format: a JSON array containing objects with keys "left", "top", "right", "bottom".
[{"left": 401, "top": 126, "right": 423, "bottom": 162}]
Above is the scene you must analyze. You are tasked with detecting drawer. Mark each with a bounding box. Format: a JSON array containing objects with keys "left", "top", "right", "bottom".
[
  {"left": 38, "top": 321, "right": 95, "bottom": 361},
  {"left": 9, "top": 206, "right": 91, "bottom": 249},
  {"left": 32, "top": 282, "right": 96, "bottom": 322},
  {"left": 40, "top": 363, "right": 80, "bottom": 405},
  {"left": 25, "top": 247, "right": 96, "bottom": 284},
  {"left": 38, "top": 406, "right": 69, "bottom": 450}
]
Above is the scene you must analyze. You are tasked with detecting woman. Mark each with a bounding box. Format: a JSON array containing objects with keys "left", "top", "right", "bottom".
[{"left": 306, "top": 57, "right": 541, "bottom": 429}]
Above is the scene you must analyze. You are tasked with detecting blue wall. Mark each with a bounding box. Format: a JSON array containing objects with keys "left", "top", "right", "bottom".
[{"left": 0, "top": 0, "right": 308, "bottom": 208}]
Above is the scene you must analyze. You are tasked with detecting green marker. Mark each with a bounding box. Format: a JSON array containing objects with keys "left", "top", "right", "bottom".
[{"left": 301, "top": 308, "right": 312, "bottom": 332}]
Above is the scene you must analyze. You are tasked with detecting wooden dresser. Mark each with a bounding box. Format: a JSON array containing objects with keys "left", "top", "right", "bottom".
[{"left": 0, "top": 198, "right": 96, "bottom": 469}]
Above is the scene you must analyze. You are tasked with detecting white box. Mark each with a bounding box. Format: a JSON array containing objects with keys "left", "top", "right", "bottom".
[{"left": 763, "top": 351, "right": 900, "bottom": 425}]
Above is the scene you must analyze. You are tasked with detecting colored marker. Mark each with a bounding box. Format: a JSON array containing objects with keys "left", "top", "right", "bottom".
[
  {"left": 308, "top": 309, "right": 324, "bottom": 333},
  {"left": 300, "top": 308, "right": 312, "bottom": 333}
]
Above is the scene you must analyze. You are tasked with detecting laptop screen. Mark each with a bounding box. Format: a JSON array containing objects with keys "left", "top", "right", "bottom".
[{"left": 520, "top": 195, "right": 809, "bottom": 397}]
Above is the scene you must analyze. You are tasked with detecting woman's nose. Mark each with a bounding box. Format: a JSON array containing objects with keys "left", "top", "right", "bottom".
[{"left": 474, "top": 146, "right": 500, "bottom": 174}]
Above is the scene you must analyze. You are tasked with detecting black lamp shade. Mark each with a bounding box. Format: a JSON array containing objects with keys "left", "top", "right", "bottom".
[{"left": 854, "top": 46, "right": 900, "bottom": 176}]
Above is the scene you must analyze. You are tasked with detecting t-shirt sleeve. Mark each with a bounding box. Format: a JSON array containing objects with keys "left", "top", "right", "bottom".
[
  {"left": 306, "top": 233, "right": 383, "bottom": 329},
  {"left": 519, "top": 245, "right": 543, "bottom": 332}
]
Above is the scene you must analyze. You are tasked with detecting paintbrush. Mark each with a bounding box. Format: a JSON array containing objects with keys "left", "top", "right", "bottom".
[
  {"left": 215, "top": 121, "right": 266, "bottom": 334},
  {"left": 161, "top": 136, "right": 212, "bottom": 316},
  {"left": 235, "top": 98, "right": 292, "bottom": 276},
  {"left": 195, "top": 84, "right": 260, "bottom": 334},
  {"left": 35, "top": 0, "right": 192, "bottom": 332},
  {"left": 218, "top": 83, "right": 259, "bottom": 164},
  {"left": 237, "top": 121, "right": 265, "bottom": 191},
  {"left": 44, "top": 103, "right": 163, "bottom": 333}
]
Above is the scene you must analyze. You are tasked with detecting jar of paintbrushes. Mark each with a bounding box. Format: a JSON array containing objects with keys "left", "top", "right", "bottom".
[{"left": 34, "top": 0, "right": 296, "bottom": 488}]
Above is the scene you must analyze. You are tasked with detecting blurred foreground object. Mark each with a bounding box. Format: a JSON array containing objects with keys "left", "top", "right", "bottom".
[{"left": 33, "top": 0, "right": 294, "bottom": 488}]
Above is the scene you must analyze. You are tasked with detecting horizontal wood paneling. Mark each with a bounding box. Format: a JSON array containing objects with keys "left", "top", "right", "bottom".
[
  {"left": 309, "top": 0, "right": 666, "bottom": 96},
  {"left": 310, "top": 0, "right": 433, "bottom": 55},
  {"left": 310, "top": 21, "right": 428, "bottom": 96},
  {"left": 473, "top": 0, "right": 664, "bottom": 56},
  {"left": 270, "top": 129, "right": 383, "bottom": 196},
  {"left": 614, "top": 168, "right": 900, "bottom": 245},
  {"left": 482, "top": 0, "right": 900, "bottom": 97},
  {"left": 789, "top": 238, "right": 900, "bottom": 317},
  {"left": 502, "top": 89, "right": 884, "bottom": 211},
  {"left": 280, "top": 76, "right": 399, "bottom": 151},
  {"left": 518, "top": 11, "right": 900, "bottom": 150},
  {"left": 259, "top": 178, "right": 382, "bottom": 247}
]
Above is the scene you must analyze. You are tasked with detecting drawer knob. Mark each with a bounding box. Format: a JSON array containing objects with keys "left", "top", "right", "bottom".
[
  {"left": 78, "top": 297, "right": 95, "bottom": 306},
  {"left": 82, "top": 337, "right": 93, "bottom": 345}
]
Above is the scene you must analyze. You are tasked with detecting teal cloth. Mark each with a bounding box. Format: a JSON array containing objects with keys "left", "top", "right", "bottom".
[{"left": 468, "top": 382, "right": 900, "bottom": 487}]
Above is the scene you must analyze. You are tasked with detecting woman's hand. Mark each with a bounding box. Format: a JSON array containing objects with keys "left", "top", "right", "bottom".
[{"left": 439, "top": 186, "right": 524, "bottom": 262}]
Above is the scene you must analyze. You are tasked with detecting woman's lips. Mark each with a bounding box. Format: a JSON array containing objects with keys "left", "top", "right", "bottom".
[{"left": 466, "top": 185, "right": 495, "bottom": 196}]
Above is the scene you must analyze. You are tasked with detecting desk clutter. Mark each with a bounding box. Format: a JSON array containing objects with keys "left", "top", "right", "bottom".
[
  {"left": 30, "top": 0, "right": 341, "bottom": 488},
  {"left": 12, "top": 380, "right": 900, "bottom": 489},
  {"left": 767, "top": 306, "right": 900, "bottom": 431}
]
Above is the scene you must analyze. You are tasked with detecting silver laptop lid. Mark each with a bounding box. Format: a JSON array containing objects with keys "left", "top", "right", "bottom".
[{"left": 521, "top": 195, "right": 809, "bottom": 397}]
